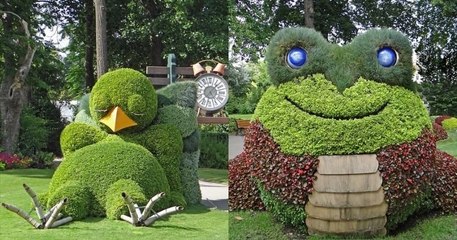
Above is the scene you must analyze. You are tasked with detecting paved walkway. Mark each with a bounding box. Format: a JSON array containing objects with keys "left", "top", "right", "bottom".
[
  {"left": 229, "top": 135, "right": 244, "bottom": 160},
  {"left": 200, "top": 180, "right": 228, "bottom": 211},
  {"left": 199, "top": 135, "right": 244, "bottom": 211}
]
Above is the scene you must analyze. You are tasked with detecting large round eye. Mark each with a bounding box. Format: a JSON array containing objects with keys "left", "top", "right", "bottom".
[
  {"left": 286, "top": 47, "right": 308, "bottom": 69},
  {"left": 377, "top": 47, "right": 397, "bottom": 67}
]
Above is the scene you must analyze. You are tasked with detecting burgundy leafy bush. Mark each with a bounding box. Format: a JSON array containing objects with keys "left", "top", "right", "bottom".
[
  {"left": 229, "top": 122, "right": 318, "bottom": 211},
  {"left": 432, "top": 150, "right": 457, "bottom": 213},
  {"left": 228, "top": 152, "right": 265, "bottom": 210},
  {"left": 377, "top": 130, "right": 436, "bottom": 229},
  {"left": 432, "top": 122, "right": 448, "bottom": 141},
  {"left": 434, "top": 115, "right": 451, "bottom": 126}
]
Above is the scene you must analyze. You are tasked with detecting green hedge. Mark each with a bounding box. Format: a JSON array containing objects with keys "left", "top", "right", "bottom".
[
  {"left": 105, "top": 179, "right": 147, "bottom": 220},
  {"left": 89, "top": 68, "right": 157, "bottom": 132},
  {"left": 47, "top": 181, "right": 92, "bottom": 220},
  {"left": 74, "top": 109, "right": 98, "bottom": 127},
  {"left": 156, "top": 81, "right": 197, "bottom": 108},
  {"left": 442, "top": 117, "right": 457, "bottom": 130},
  {"left": 48, "top": 140, "right": 171, "bottom": 218},
  {"left": 254, "top": 74, "right": 430, "bottom": 156},
  {"left": 258, "top": 183, "right": 307, "bottom": 232},
  {"left": 180, "top": 150, "right": 202, "bottom": 204},
  {"left": 60, "top": 122, "right": 107, "bottom": 156},
  {"left": 156, "top": 105, "right": 198, "bottom": 138},
  {"left": 199, "top": 131, "right": 228, "bottom": 169},
  {"left": 183, "top": 130, "right": 201, "bottom": 153},
  {"left": 121, "top": 124, "right": 184, "bottom": 201}
]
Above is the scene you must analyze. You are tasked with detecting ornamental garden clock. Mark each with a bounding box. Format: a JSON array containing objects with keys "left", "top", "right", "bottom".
[{"left": 196, "top": 73, "right": 229, "bottom": 112}]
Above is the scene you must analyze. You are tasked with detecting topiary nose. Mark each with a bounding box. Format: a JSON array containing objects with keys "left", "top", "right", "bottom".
[
  {"left": 324, "top": 67, "right": 357, "bottom": 93},
  {"left": 99, "top": 106, "right": 137, "bottom": 132}
]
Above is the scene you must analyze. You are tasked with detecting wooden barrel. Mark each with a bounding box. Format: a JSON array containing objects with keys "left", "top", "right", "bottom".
[{"left": 305, "top": 154, "right": 387, "bottom": 236}]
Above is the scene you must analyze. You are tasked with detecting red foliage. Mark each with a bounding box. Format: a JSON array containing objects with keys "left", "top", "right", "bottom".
[
  {"left": 229, "top": 122, "right": 319, "bottom": 210},
  {"left": 432, "top": 122, "right": 448, "bottom": 141},
  {"left": 432, "top": 151, "right": 457, "bottom": 213},
  {"left": 435, "top": 115, "right": 451, "bottom": 126},
  {"left": 377, "top": 130, "right": 436, "bottom": 217},
  {"left": 229, "top": 152, "right": 265, "bottom": 210},
  {"left": 0, "top": 152, "right": 21, "bottom": 169}
]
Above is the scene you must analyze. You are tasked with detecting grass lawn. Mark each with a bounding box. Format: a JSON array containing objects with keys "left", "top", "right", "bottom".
[
  {"left": 198, "top": 168, "right": 228, "bottom": 185},
  {"left": 0, "top": 169, "right": 228, "bottom": 240},
  {"left": 229, "top": 211, "right": 457, "bottom": 240},
  {"left": 437, "top": 130, "right": 457, "bottom": 157},
  {"left": 229, "top": 114, "right": 253, "bottom": 120}
]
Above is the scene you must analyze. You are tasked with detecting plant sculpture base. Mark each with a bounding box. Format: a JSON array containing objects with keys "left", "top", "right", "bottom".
[
  {"left": 1, "top": 183, "right": 72, "bottom": 229},
  {"left": 120, "top": 192, "right": 183, "bottom": 226}
]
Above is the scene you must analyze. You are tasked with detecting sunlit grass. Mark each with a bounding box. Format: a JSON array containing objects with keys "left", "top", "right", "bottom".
[{"left": 0, "top": 169, "right": 228, "bottom": 240}]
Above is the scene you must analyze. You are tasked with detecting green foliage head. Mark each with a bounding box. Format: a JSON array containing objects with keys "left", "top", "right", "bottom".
[
  {"left": 89, "top": 68, "right": 157, "bottom": 132},
  {"left": 254, "top": 74, "right": 430, "bottom": 155},
  {"left": 266, "top": 27, "right": 414, "bottom": 91}
]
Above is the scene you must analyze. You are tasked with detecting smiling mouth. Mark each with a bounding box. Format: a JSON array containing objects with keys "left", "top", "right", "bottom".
[{"left": 285, "top": 96, "right": 389, "bottom": 120}]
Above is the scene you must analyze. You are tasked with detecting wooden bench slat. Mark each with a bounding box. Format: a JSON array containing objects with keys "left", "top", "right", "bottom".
[
  {"left": 176, "top": 66, "right": 194, "bottom": 76},
  {"left": 146, "top": 66, "right": 168, "bottom": 75},
  {"left": 235, "top": 119, "right": 250, "bottom": 129},
  {"left": 197, "top": 116, "right": 230, "bottom": 124}
]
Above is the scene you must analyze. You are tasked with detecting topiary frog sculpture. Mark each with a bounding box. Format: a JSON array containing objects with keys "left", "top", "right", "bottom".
[{"left": 229, "top": 28, "right": 457, "bottom": 237}]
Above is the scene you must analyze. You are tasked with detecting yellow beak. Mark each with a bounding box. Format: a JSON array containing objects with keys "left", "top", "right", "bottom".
[{"left": 99, "top": 106, "right": 137, "bottom": 132}]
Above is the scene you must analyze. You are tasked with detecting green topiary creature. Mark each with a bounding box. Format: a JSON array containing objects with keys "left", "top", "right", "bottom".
[
  {"left": 46, "top": 68, "right": 193, "bottom": 221},
  {"left": 229, "top": 28, "right": 457, "bottom": 236}
]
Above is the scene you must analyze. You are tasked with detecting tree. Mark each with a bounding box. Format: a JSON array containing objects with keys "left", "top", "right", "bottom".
[
  {"left": 0, "top": 10, "right": 36, "bottom": 153},
  {"left": 94, "top": 0, "right": 107, "bottom": 78},
  {"left": 231, "top": 0, "right": 356, "bottom": 62}
]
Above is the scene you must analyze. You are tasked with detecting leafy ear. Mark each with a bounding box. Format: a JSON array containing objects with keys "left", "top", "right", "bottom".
[
  {"left": 265, "top": 27, "right": 330, "bottom": 85},
  {"left": 350, "top": 28, "right": 415, "bottom": 90}
]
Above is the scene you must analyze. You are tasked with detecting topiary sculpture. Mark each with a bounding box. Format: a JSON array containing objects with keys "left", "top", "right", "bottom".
[
  {"left": 2, "top": 68, "right": 201, "bottom": 228},
  {"left": 229, "top": 28, "right": 457, "bottom": 237}
]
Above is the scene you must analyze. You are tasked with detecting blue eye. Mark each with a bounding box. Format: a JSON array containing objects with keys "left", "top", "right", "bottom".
[
  {"left": 286, "top": 47, "right": 307, "bottom": 69},
  {"left": 377, "top": 47, "right": 397, "bottom": 67}
]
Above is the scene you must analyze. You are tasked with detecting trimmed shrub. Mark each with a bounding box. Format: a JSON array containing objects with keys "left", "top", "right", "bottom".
[
  {"left": 254, "top": 74, "right": 430, "bottom": 156},
  {"left": 47, "top": 181, "right": 92, "bottom": 220},
  {"left": 228, "top": 152, "right": 265, "bottom": 211},
  {"left": 180, "top": 151, "right": 202, "bottom": 204},
  {"left": 89, "top": 68, "right": 157, "bottom": 132},
  {"left": 156, "top": 81, "right": 197, "bottom": 108},
  {"left": 156, "top": 105, "right": 197, "bottom": 137},
  {"left": 60, "top": 122, "right": 107, "bottom": 156},
  {"left": 433, "top": 122, "right": 448, "bottom": 141},
  {"left": 48, "top": 141, "right": 171, "bottom": 217},
  {"left": 434, "top": 115, "right": 451, "bottom": 126},
  {"left": 377, "top": 130, "right": 437, "bottom": 230},
  {"left": 121, "top": 124, "right": 184, "bottom": 198},
  {"left": 244, "top": 122, "right": 318, "bottom": 206},
  {"left": 105, "top": 179, "right": 147, "bottom": 220},
  {"left": 74, "top": 109, "right": 98, "bottom": 127},
  {"left": 258, "top": 183, "right": 307, "bottom": 232},
  {"left": 183, "top": 130, "right": 201, "bottom": 153},
  {"left": 442, "top": 117, "right": 457, "bottom": 130},
  {"left": 78, "top": 93, "right": 91, "bottom": 113},
  {"left": 199, "top": 131, "right": 228, "bottom": 169},
  {"left": 432, "top": 151, "right": 457, "bottom": 213}
]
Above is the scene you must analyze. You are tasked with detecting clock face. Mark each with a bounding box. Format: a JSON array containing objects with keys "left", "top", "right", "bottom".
[{"left": 196, "top": 73, "right": 229, "bottom": 111}]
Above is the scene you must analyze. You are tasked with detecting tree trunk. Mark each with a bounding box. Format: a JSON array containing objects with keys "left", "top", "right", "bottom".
[
  {"left": 0, "top": 12, "right": 36, "bottom": 154},
  {"left": 304, "top": 0, "right": 315, "bottom": 28},
  {"left": 85, "top": 0, "right": 96, "bottom": 90},
  {"left": 94, "top": 0, "right": 108, "bottom": 79}
]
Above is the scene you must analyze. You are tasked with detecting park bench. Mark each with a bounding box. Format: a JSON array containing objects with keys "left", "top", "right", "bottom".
[{"left": 235, "top": 119, "right": 250, "bottom": 135}]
